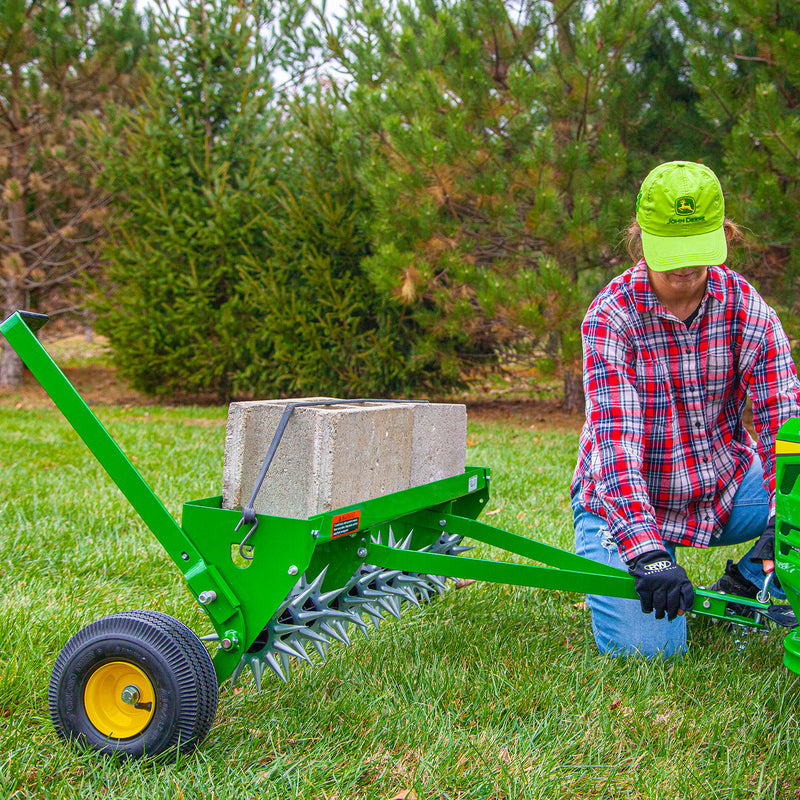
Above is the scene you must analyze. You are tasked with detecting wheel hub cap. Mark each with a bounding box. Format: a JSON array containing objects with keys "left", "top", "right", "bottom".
[{"left": 84, "top": 662, "right": 155, "bottom": 739}]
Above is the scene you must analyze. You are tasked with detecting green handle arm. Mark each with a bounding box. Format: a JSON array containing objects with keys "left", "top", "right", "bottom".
[{"left": 0, "top": 311, "right": 199, "bottom": 562}]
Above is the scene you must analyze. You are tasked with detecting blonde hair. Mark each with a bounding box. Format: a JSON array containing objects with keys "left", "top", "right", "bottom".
[{"left": 625, "top": 217, "right": 743, "bottom": 263}]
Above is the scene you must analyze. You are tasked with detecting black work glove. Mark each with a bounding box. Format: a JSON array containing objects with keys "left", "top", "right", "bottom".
[
  {"left": 628, "top": 550, "right": 695, "bottom": 621},
  {"left": 751, "top": 516, "right": 776, "bottom": 563}
]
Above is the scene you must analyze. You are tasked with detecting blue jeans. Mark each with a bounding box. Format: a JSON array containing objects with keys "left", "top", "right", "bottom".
[{"left": 572, "top": 458, "right": 782, "bottom": 658}]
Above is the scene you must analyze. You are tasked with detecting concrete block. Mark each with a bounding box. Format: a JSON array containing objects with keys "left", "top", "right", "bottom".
[
  {"left": 222, "top": 396, "right": 335, "bottom": 518},
  {"left": 410, "top": 402, "right": 467, "bottom": 487},
  {"left": 222, "top": 399, "right": 467, "bottom": 520}
]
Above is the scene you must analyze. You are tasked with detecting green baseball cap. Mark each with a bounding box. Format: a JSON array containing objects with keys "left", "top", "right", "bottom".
[{"left": 635, "top": 161, "right": 727, "bottom": 272}]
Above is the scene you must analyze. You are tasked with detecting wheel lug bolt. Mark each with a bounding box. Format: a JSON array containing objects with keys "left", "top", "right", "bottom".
[{"left": 120, "top": 685, "right": 140, "bottom": 706}]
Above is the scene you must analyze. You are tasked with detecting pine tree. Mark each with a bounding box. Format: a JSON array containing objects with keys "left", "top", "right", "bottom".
[
  {"left": 94, "top": 0, "right": 424, "bottom": 399},
  {"left": 92, "top": 0, "right": 287, "bottom": 398},
  {"left": 684, "top": 0, "right": 800, "bottom": 357},
  {"left": 0, "top": 0, "right": 148, "bottom": 387},
  {"left": 235, "top": 94, "right": 443, "bottom": 397},
  {"left": 686, "top": 0, "right": 800, "bottom": 278},
  {"left": 322, "top": 0, "right": 688, "bottom": 409}
]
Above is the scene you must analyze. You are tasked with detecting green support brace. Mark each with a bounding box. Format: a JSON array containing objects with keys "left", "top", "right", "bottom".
[{"left": 0, "top": 311, "right": 255, "bottom": 680}]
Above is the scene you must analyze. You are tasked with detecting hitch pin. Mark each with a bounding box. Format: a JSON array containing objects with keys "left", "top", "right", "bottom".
[
  {"left": 234, "top": 510, "right": 258, "bottom": 560},
  {"left": 757, "top": 569, "right": 775, "bottom": 604}
]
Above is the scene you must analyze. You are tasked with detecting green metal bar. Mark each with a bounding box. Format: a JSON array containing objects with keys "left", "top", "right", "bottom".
[
  {"left": 367, "top": 541, "right": 640, "bottom": 598},
  {"left": 0, "top": 312, "right": 264, "bottom": 680},
  {"left": 423, "top": 513, "right": 774, "bottom": 624},
  {"left": 0, "top": 311, "right": 198, "bottom": 562},
  {"left": 691, "top": 589, "right": 773, "bottom": 626},
  {"left": 369, "top": 536, "right": 773, "bottom": 625},
  {"left": 411, "top": 511, "right": 625, "bottom": 577},
  {"left": 308, "top": 468, "right": 490, "bottom": 542}
]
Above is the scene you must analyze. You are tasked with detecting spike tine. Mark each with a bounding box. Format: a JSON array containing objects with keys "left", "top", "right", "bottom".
[
  {"left": 250, "top": 657, "right": 265, "bottom": 693},
  {"left": 274, "top": 639, "right": 307, "bottom": 660},
  {"left": 286, "top": 635, "right": 313, "bottom": 664},
  {"left": 295, "top": 609, "right": 327, "bottom": 623},
  {"left": 374, "top": 584, "right": 408, "bottom": 599},
  {"left": 356, "top": 570, "right": 383, "bottom": 588},
  {"left": 340, "top": 595, "right": 375, "bottom": 607},
  {"left": 400, "top": 588, "right": 421, "bottom": 608},
  {"left": 399, "top": 531, "right": 414, "bottom": 550},
  {"left": 292, "top": 580, "right": 320, "bottom": 609},
  {"left": 388, "top": 595, "right": 402, "bottom": 618},
  {"left": 358, "top": 602, "right": 385, "bottom": 621},
  {"left": 265, "top": 651, "right": 288, "bottom": 683},
  {"left": 424, "top": 580, "right": 445, "bottom": 596},
  {"left": 230, "top": 658, "right": 246, "bottom": 687},
  {"left": 388, "top": 529, "right": 398, "bottom": 548},
  {"left": 311, "top": 637, "right": 328, "bottom": 660},
  {"left": 318, "top": 586, "right": 347, "bottom": 606},
  {"left": 274, "top": 622, "right": 309, "bottom": 635},
  {"left": 319, "top": 621, "right": 349, "bottom": 645},
  {"left": 329, "top": 607, "right": 365, "bottom": 621},
  {"left": 297, "top": 626, "right": 329, "bottom": 643},
  {"left": 362, "top": 587, "right": 390, "bottom": 598},
  {"left": 279, "top": 649, "right": 293, "bottom": 680},
  {"left": 392, "top": 573, "right": 421, "bottom": 585},
  {"left": 309, "top": 565, "right": 329, "bottom": 591},
  {"left": 347, "top": 611, "right": 369, "bottom": 630},
  {"left": 376, "top": 596, "right": 402, "bottom": 620},
  {"left": 330, "top": 620, "right": 352, "bottom": 646},
  {"left": 275, "top": 582, "right": 302, "bottom": 617}
]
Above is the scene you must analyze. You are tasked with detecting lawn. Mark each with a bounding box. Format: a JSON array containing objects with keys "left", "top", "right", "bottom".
[{"left": 1, "top": 382, "right": 799, "bottom": 799}]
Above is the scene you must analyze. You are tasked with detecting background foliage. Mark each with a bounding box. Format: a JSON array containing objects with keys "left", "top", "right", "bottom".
[
  {"left": 0, "top": 0, "right": 148, "bottom": 386},
  {"left": 1, "top": 0, "right": 799, "bottom": 401}
]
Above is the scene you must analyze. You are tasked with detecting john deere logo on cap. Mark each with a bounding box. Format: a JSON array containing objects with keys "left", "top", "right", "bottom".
[{"left": 675, "top": 196, "right": 696, "bottom": 216}]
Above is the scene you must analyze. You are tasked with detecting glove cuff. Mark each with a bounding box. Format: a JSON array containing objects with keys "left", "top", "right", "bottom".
[{"left": 628, "top": 549, "right": 673, "bottom": 570}]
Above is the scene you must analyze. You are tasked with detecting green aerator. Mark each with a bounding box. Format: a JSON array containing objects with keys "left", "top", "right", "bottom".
[{"left": 2, "top": 309, "right": 800, "bottom": 761}]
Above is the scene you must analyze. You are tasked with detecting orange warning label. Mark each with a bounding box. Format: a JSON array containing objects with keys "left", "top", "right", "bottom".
[{"left": 332, "top": 510, "right": 361, "bottom": 538}]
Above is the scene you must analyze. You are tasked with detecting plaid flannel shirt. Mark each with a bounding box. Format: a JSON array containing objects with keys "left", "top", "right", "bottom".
[{"left": 571, "top": 260, "right": 800, "bottom": 562}]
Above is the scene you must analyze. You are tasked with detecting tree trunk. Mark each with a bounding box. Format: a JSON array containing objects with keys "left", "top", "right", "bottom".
[
  {"left": 1, "top": 67, "right": 28, "bottom": 389},
  {"left": 561, "top": 364, "right": 584, "bottom": 414},
  {"left": 0, "top": 279, "right": 24, "bottom": 388}
]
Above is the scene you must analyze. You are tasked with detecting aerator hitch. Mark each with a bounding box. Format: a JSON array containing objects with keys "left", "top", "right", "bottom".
[{"left": 2, "top": 309, "right": 799, "bottom": 760}]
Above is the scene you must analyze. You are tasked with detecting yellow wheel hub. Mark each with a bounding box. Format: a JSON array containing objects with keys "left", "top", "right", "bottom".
[{"left": 84, "top": 661, "right": 155, "bottom": 739}]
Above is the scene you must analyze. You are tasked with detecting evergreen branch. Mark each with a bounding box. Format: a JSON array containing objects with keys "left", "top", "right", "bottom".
[
  {"left": 24, "top": 265, "right": 86, "bottom": 291},
  {"left": 36, "top": 303, "right": 85, "bottom": 317},
  {"left": 763, "top": 127, "right": 799, "bottom": 162},
  {"left": 731, "top": 54, "right": 774, "bottom": 65}
]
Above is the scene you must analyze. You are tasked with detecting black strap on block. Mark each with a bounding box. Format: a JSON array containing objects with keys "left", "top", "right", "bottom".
[{"left": 235, "top": 398, "right": 429, "bottom": 558}]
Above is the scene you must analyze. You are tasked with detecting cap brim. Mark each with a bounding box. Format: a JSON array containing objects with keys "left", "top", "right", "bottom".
[{"left": 641, "top": 226, "right": 727, "bottom": 272}]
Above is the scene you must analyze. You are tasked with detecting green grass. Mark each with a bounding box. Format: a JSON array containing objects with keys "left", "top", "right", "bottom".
[{"left": 1, "top": 403, "right": 799, "bottom": 799}]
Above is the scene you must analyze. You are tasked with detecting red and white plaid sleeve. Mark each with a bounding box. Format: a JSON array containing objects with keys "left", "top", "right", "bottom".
[{"left": 582, "top": 311, "right": 666, "bottom": 561}]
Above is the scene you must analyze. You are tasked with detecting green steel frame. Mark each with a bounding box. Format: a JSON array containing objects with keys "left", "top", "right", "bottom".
[
  {"left": 2, "top": 309, "right": 798, "bottom": 683},
  {"left": 774, "top": 417, "right": 800, "bottom": 673}
]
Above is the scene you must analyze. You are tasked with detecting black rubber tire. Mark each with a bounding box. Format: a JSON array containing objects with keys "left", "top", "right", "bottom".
[{"left": 48, "top": 610, "right": 218, "bottom": 760}]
